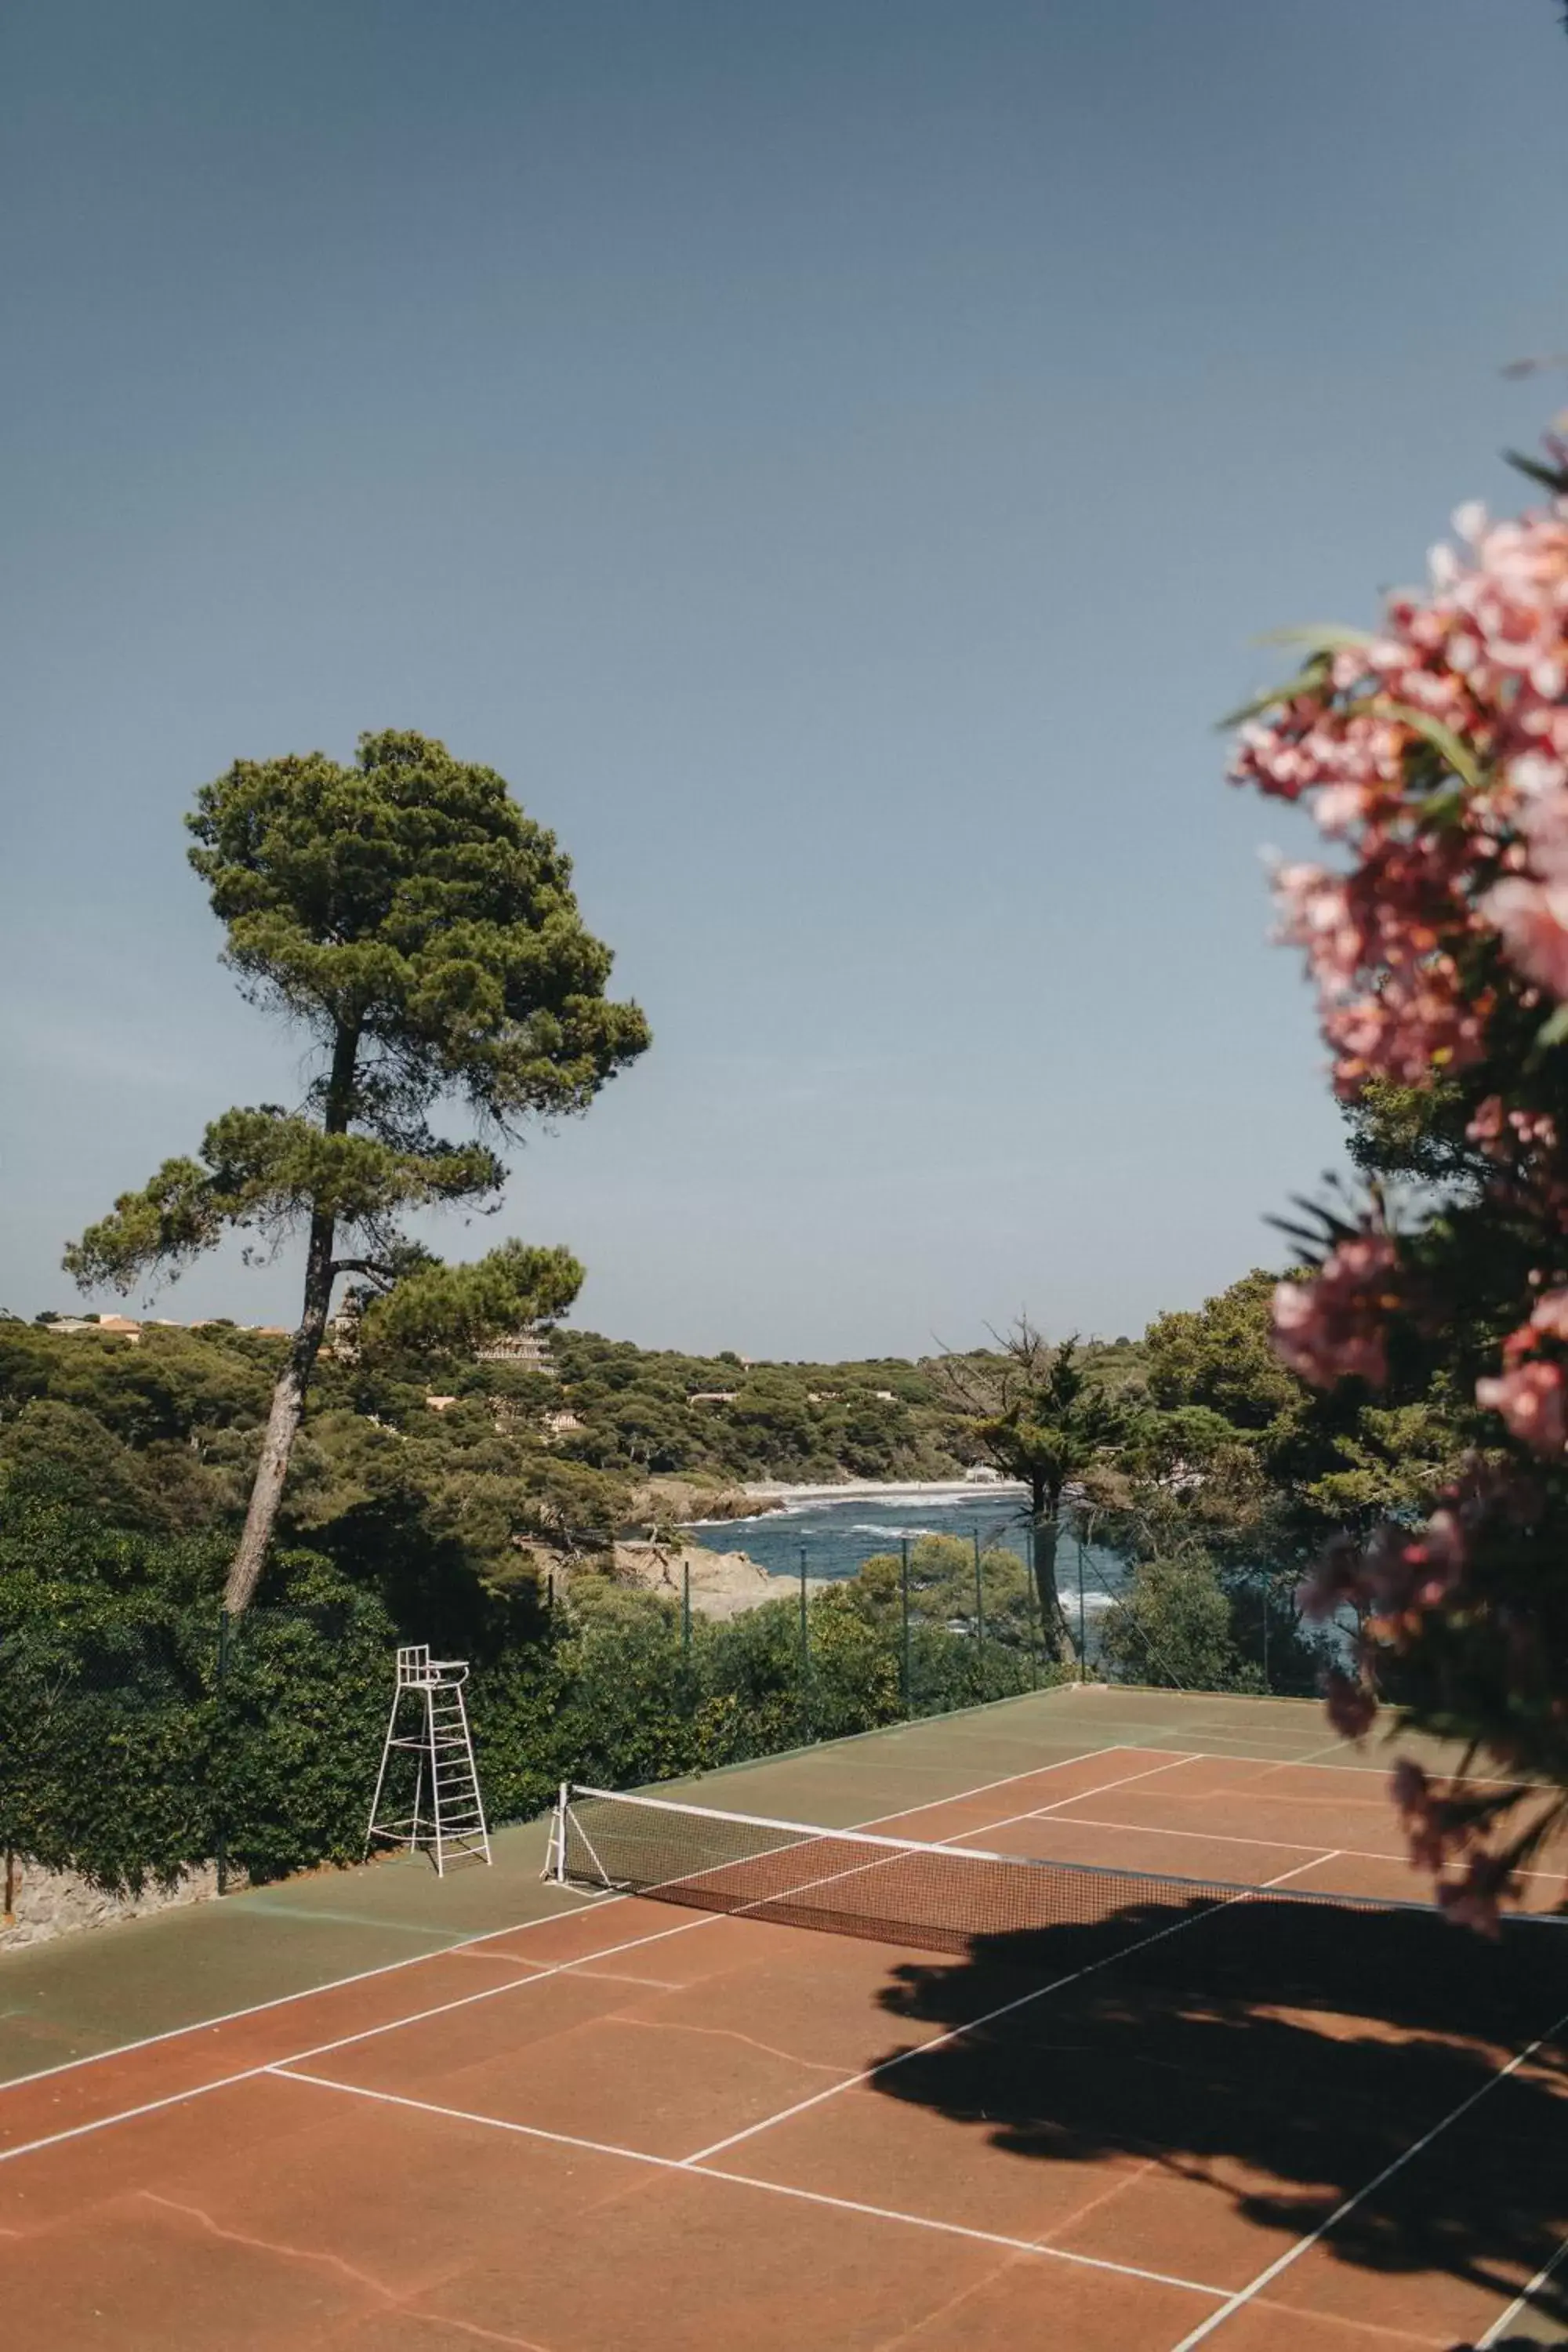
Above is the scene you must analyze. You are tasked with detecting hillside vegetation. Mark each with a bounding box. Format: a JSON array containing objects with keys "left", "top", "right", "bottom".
[
  {"left": 0, "top": 1281, "right": 1436, "bottom": 1896},
  {"left": 0, "top": 1316, "right": 1147, "bottom": 1578}
]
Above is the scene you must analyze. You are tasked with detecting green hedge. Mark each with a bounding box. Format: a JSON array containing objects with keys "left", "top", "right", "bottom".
[{"left": 0, "top": 1497, "right": 1064, "bottom": 1893}]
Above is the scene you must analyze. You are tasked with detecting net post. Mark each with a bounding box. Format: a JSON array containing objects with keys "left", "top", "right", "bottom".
[{"left": 553, "top": 1781, "right": 571, "bottom": 1885}]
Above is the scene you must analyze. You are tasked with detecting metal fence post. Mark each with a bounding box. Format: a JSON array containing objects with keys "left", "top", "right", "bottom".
[
  {"left": 214, "top": 1607, "right": 231, "bottom": 1897},
  {"left": 682, "top": 1560, "right": 691, "bottom": 1661},
  {"left": 1076, "top": 1534, "right": 1088, "bottom": 1682},
  {"left": 972, "top": 1526, "right": 985, "bottom": 1692},
  {"left": 798, "top": 1544, "right": 810, "bottom": 1740},
  {"left": 1021, "top": 1534, "right": 1040, "bottom": 1689},
  {"left": 1261, "top": 1577, "right": 1270, "bottom": 1692},
  {"left": 900, "top": 1537, "right": 912, "bottom": 1714}
]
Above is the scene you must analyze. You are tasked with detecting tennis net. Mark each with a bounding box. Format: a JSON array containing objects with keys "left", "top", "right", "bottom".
[{"left": 544, "top": 1780, "right": 1436, "bottom": 1958}]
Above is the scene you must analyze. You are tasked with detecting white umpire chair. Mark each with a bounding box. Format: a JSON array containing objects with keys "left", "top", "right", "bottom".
[{"left": 365, "top": 1645, "right": 492, "bottom": 1875}]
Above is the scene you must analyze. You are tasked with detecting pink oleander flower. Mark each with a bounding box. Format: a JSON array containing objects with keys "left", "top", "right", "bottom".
[
  {"left": 1475, "top": 1357, "right": 1568, "bottom": 1454},
  {"left": 1359, "top": 1512, "right": 1467, "bottom": 1637},
  {"left": 1417, "top": 1507, "right": 1466, "bottom": 1584},
  {"left": 1391, "top": 1759, "right": 1458, "bottom": 1875},
  {"left": 1479, "top": 873, "right": 1568, "bottom": 999},
  {"left": 1524, "top": 1287, "right": 1568, "bottom": 1345},
  {"left": 1272, "top": 1233, "right": 1398, "bottom": 1388},
  {"left": 1236, "top": 471, "right": 1568, "bottom": 1923},
  {"left": 1299, "top": 1533, "right": 1367, "bottom": 1622},
  {"left": 1235, "top": 496, "right": 1568, "bottom": 1082},
  {"left": 1435, "top": 1852, "right": 1513, "bottom": 1938},
  {"left": 1323, "top": 1670, "right": 1378, "bottom": 1739},
  {"left": 1394, "top": 1757, "right": 1518, "bottom": 1933}
]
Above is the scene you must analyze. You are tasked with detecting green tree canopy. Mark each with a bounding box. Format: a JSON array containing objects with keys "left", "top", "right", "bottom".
[
  {"left": 935, "top": 1324, "right": 1135, "bottom": 1655},
  {"left": 64, "top": 730, "right": 649, "bottom": 1611}
]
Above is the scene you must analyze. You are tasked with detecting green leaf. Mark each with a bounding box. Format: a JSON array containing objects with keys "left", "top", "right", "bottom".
[
  {"left": 1338, "top": 698, "right": 1485, "bottom": 796},
  {"left": 1255, "top": 625, "right": 1374, "bottom": 654},
  {"left": 1504, "top": 448, "right": 1568, "bottom": 496},
  {"left": 1217, "top": 670, "right": 1330, "bottom": 733},
  {"left": 1535, "top": 1002, "right": 1568, "bottom": 1051},
  {"left": 1218, "top": 630, "right": 1374, "bottom": 733}
]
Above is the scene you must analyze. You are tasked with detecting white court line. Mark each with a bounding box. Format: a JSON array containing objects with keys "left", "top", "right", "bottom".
[
  {"left": 1044, "top": 1816, "right": 1343, "bottom": 1854},
  {"left": 1164, "top": 2005, "right": 1568, "bottom": 2351},
  {"left": 1013, "top": 1754, "right": 1202, "bottom": 1824},
  {"left": 1149, "top": 1744, "right": 1539, "bottom": 1791},
  {"left": 0, "top": 1907, "right": 731, "bottom": 2171},
  {"left": 680, "top": 1853, "right": 1334, "bottom": 2168},
  {"left": 1290, "top": 1736, "right": 1363, "bottom": 1766},
  {"left": 270, "top": 2064, "right": 1229, "bottom": 2302},
  {"left": 0, "top": 1748, "right": 1210, "bottom": 2177},
  {"left": 1077, "top": 1716, "right": 1539, "bottom": 1790},
  {"left": 1475, "top": 2231, "right": 1568, "bottom": 2347},
  {"left": 0, "top": 1740, "right": 1135, "bottom": 2101},
  {"left": 1042, "top": 1815, "right": 1568, "bottom": 1885},
  {"left": 0, "top": 1735, "right": 1486, "bottom": 2181},
  {"left": 0, "top": 1739, "right": 1148, "bottom": 2142},
  {"left": 0, "top": 1910, "right": 573, "bottom": 2100},
  {"left": 866, "top": 1741, "right": 1190, "bottom": 1824},
  {"left": 0, "top": 1733, "right": 1485, "bottom": 2109}
]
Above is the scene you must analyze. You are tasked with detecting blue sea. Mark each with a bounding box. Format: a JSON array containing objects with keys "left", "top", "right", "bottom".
[
  {"left": 684, "top": 1484, "right": 1131, "bottom": 1628},
  {"left": 684, "top": 1485, "right": 1346, "bottom": 1686}
]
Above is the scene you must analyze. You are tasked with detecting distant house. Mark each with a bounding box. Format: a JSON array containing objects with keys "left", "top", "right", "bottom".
[
  {"left": 41, "top": 1314, "right": 143, "bottom": 1343},
  {"left": 543, "top": 1409, "right": 583, "bottom": 1439},
  {"left": 40, "top": 1316, "right": 293, "bottom": 1345},
  {"left": 474, "top": 1328, "right": 555, "bottom": 1374},
  {"left": 963, "top": 1464, "right": 1005, "bottom": 1484},
  {"left": 688, "top": 1390, "right": 739, "bottom": 1406},
  {"left": 322, "top": 1300, "right": 362, "bottom": 1363},
  {"left": 425, "top": 1395, "right": 459, "bottom": 1413}
]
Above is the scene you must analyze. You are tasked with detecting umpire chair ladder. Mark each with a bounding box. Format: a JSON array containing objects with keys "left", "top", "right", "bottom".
[{"left": 365, "top": 1646, "right": 492, "bottom": 1875}]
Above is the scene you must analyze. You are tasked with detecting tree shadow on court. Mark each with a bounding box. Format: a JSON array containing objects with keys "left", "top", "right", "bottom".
[{"left": 865, "top": 1896, "right": 1568, "bottom": 2342}]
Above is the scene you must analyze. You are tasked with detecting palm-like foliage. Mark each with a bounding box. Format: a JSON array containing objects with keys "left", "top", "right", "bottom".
[{"left": 937, "top": 1321, "right": 1134, "bottom": 1654}]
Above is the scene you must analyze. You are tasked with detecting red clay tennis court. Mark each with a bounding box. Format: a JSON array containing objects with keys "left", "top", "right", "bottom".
[{"left": 2, "top": 1687, "right": 1565, "bottom": 2349}]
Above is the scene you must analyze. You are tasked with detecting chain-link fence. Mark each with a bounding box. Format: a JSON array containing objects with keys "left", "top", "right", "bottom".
[
  {"left": 731, "top": 1508, "right": 1352, "bottom": 1711},
  {"left": 0, "top": 1511, "right": 1353, "bottom": 1900},
  {"left": 1054, "top": 1520, "right": 1353, "bottom": 1698}
]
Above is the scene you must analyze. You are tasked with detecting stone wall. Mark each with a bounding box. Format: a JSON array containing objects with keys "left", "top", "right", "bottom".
[{"left": 0, "top": 1849, "right": 226, "bottom": 1955}]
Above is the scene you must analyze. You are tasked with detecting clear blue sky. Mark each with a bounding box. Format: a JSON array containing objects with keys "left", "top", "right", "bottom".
[{"left": 3, "top": 1, "right": 1566, "bottom": 1357}]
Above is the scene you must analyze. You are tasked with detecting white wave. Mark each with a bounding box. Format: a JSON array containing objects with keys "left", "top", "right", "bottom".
[
  {"left": 849, "top": 1521, "right": 946, "bottom": 1540},
  {"left": 871, "top": 1493, "right": 990, "bottom": 1515},
  {"left": 741, "top": 1479, "right": 1027, "bottom": 1506}
]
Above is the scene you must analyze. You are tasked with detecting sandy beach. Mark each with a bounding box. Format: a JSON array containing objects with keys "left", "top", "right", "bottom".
[{"left": 736, "top": 1475, "right": 1027, "bottom": 1504}]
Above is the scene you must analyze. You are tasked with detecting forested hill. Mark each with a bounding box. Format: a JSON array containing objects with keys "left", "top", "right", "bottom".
[
  {"left": 0, "top": 1314, "right": 1146, "bottom": 1579},
  {"left": 548, "top": 1330, "right": 1138, "bottom": 1485}
]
